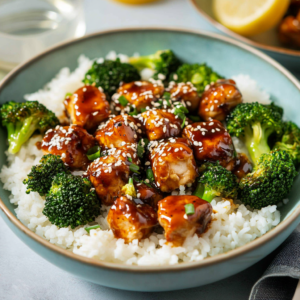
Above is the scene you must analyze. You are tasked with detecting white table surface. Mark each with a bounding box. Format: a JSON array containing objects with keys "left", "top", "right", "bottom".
[{"left": 0, "top": 1, "right": 298, "bottom": 299}]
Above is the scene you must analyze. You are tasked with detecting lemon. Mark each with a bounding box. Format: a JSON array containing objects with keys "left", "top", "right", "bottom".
[
  {"left": 113, "top": 0, "right": 159, "bottom": 4},
  {"left": 213, "top": 0, "right": 290, "bottom": 36}
]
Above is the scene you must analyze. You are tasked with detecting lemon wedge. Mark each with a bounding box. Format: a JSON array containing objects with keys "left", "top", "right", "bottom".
[{"left": 213, "top": 0, "right": 290, "bottom": 36}]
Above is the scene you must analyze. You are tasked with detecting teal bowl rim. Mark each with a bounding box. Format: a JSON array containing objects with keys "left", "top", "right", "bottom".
[
  {"left": 0, "top": 27, "right": 300, "bottom": 272},
  {"left": 190, "top": 0, "right": 300, "bottom": 57}
]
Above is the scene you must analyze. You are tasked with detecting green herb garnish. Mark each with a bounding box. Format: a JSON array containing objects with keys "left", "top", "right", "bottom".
[
  {"left": 174, "top": 104, "right": 189, "bottom": 128},
  {"left": 137, "top": 138, "right": 150, "bottom": 158},
  {"left": 87, "top": 146, "right": 101, "bottom": 161},
  {"left": 85, "top": 225, "right": 101, "bottom": 233},
  {"left": 118, "top": 95, "right": 129, "bottom": 106},
  {"left": 129, "top": 163, "right": 140, "bottom": 174},
  {"left": 128, "top": 106, "right": 138, "bottom": 116},
  {"left": 188, "top": 115, "right": 201, "bottom": 122},
  {"left": 65, "top": 92, "right": 73, "bottom": 98},
  {"left": 146, "top": 168, "right": 154, "bottom": 182},
  {"left": 185, "top": 203, "right": 195, "bottom": 215}
]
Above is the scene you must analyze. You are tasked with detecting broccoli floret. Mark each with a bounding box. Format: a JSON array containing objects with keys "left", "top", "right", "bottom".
[
  {"left": 238, "top": 150, "right": 297, "bottom": 209},
  {"left": 226, "top": 102, "right": 283, "bottom": 166},
  {"left": 121, "top": 178, "right": 137, "bottom": 198},
  {"left": 43, "top": 173, "right": 100, "bottom": 229},
  {"left": 172, "top": 63, "right": 223, "bottom": 94},
  {"left": 273, "top": 121, "right": 300, "bottom": 167},
  {"left": 0, "top": 101, "right": 59, "bottom": 154},
  {"left": 83, "top": 58, "right": 141, "bottom": 97},
  {"left": 129, "top": 50, "right": 182, "bottom": 83},
  {"left": 23, "top": 154, "right": 69, "bottom": 196},
  {"left": 193, "top": 162, "right": 238, "bottom": 202}
]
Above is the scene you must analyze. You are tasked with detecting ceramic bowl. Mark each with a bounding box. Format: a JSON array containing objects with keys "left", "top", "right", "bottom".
[
  {"left": 190, "top": 0, "right": 300, "bottom": 76},
  {"left": 0, "top": 28, "right": 300, "bottom": 292}
]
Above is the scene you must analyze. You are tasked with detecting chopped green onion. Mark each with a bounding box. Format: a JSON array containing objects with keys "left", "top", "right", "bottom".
[
  {"left": 129, "top": 163, "right": 140, "bottom": 174},
  {"left": 188, "top": 115, "right": 201, "bottom": 122},
  {"left": 132, "top": 174, "right": 152, "bottom": 188},
  {"left": 143, "top": 181, "right": 152, "bottom": 188},
  {"left": 137, "top": 138, "right": 149, "bottom": 158},
  {"left": 65, "top": 92, "right": 73, "bottom": 98},
  {"left": 127, "top": 157, "right": 133, "bottom": 163},
  {"left": 174, "top": 105, "right": 189, "bottom": 115},
  {"left": 129, "top": 177, "right": 134, "bottom": 185},
  {"left": 85, "top": 225, "right": 101, "bottom": 233},
  {"left": 128, "top": 106, "right": 138, "bottom": 116},
  {"left": 118, "top": 95, "right": 129, "bottom": 106},
  {"left": 174, "top": 105, "right": 189, "bottom": 128},
  {"left": 185, "top": 203, "right": 195, "bottom": 215},
  {"left": 146, "top": 168, "right": 154, "bottom": 182},
  {"left": 181, "top": 115, "right": 186, "bottom": 128},
  {"left": 87, "top": 146, "right": 101, "bottom": 161},
  {"left": 162, "top": 92, "right": 172, "bottom": 107},
  {"left": 137, "top": 144, "right": 144, "bottom": 158},
  {"left": 140, "top": 108, "right": 147, "bottom": 113},
  {"left": 132, "top": 174, "right": 141, "bottom": 182}
]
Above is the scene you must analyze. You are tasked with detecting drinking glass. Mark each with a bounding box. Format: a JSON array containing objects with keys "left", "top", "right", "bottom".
[{"left": 0, "top": 0, "right": 86, "bottom": 71}]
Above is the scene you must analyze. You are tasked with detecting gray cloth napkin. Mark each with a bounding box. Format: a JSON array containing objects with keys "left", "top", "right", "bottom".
[{"left": 249, "top": 227, "right": 300, "bottom": 300}]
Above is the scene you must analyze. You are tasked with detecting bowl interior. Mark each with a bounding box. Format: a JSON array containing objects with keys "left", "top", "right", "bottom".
[
  {"left": 192, "top": 0, "right": 300, "bottom": 55},
  {"left": 0, "top": 28, "right": 299, "bottom": 230}
]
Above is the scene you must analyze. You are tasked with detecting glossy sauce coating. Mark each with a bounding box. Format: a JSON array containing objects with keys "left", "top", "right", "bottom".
[
  {"left": 95, "top": 114, "right": 143, "bottom": 149},
  {"left": 182, "top": 120, "right": 235, "bottom": 168},
  {"left": 140, "top": 109, "right": 182, "bottom": 141},
  {"left": 167, "top": 82, "right": 201, "bottom": 112},
  {"left": 107, "top": 196, "right": 158, "bottom": 243},
  {"left": 198, "top": 79, "right": 242, "bottom": 121},
  {"left": 134, "top": 183, "right": 164, "bottom": 210},
  {"left": 158, "top": 195, "right": 212, "bottom": 247},
  {"left": 64, "top": 85, "right": 110, "bottom": 131},
  {"left": 149, "top": 138, "right": 198, "bottom": 193},
  {"left": 87, "top": 145, "right": 139, "bottom": 205},
  {"left": 41, "top": 125, "right": 96, "bottom": 170},
  {"left": 232, "top": 153, "right": 252, "bottom": 179},
  {"left": 112, "top": 80, "right": 164, "bottom": 113}
]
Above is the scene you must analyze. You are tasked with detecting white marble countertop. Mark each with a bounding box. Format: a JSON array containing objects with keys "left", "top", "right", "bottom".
[{"left": 0, "top": 1, "right": 298, "bottom": 299}]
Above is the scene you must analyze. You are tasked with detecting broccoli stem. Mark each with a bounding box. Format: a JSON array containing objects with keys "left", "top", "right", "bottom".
[
  {"left": 129, "top": 56, "right": 153, "bottom": 72},
  {"left": 193, "top": 182, "right": 217, "bottom": 202},
  {"left": 244, "top": 123, "right": 271, "bottom": 166},
  {"left": 8, "top": 117, "right": 39, "bottom": 154},
  {"left": 202, "top": 189, "right": 217, "bottom": 203},
  {"left": 193, "top": 182, "right": 204, "bottom": 198}
]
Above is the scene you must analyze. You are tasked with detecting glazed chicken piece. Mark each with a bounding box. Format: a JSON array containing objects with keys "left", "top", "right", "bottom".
[
  {"left": 149, "top": 138, "right": 198, "bottom": 193},
  {"left": 182, "top": 120, "right": 235, "bottom": 169},
  {"left": 135, "top": 182, "right": 164, "bottom": 210},
  {"left": 87, "top": 145, "right": 139, "bottom": 205},
  {"left": 107, "top": 196, "right": 158, "bottom": 243},
  {"left": 95, "top": 114, "right": 143, "bottom": 149},
  {"left": 278, "top": 10, "right": 300, "bottom": 48},
  {"left": 140, "top": 109, "right": 182, "bottom": 141},
  {"left": 41, "top": 125, "right": 96, "bottom": 170},
  {"left": 158, "top": 195, "right": 212, "bottom": 247},
  {"left": 232, "top": 153, "right": 252, "bottom": 180},
  {"left": 64, "top": 85, "right": 110, "bottom": 131},
  {"left": 198, "top": 79, "right": 242, "bottom": 121},
  {"left": 112, "top": 80, "right": 164, "bottom": 113},
  {"left": 167, "top": 82, "right": 201, "bottom": 112}
]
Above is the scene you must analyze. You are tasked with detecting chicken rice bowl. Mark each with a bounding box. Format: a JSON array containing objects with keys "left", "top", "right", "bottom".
[{"left": 0, "top": 50, "right": 298, "bottom": 266}]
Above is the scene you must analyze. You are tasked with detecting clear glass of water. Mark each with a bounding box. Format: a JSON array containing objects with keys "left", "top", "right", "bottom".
[{"left": 0, "top": 0, "right": 86, "bottom": 71}]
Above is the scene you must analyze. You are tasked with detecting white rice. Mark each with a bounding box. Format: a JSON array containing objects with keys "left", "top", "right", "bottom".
[{"left": 0, "top": 53, "right": 281, "bottom": 265}]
